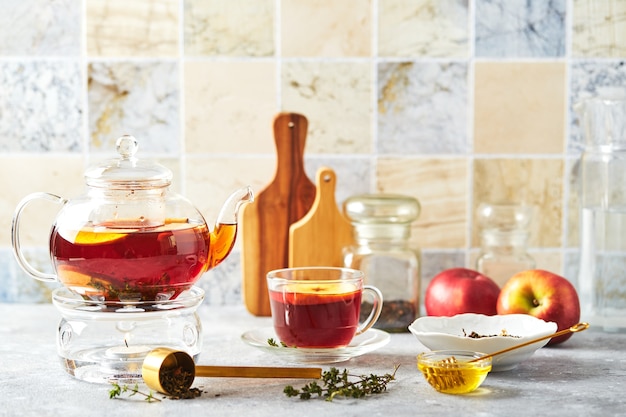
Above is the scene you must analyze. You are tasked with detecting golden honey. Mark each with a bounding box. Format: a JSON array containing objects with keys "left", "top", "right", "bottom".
[{"left": 417, "top": 351, "right": 492, "bottom": 394}]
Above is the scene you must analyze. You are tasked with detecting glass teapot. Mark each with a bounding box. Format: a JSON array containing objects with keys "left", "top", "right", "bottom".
[{"left": 11, "top": 135, "right": 254, "bottom": 303}]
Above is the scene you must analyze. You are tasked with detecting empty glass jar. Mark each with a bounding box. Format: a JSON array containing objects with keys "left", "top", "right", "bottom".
[
  {"left": 342, "top": 194, "right": 420, "bottom": 332},
  {"left": 475, "top": 203, "right": 535, "bottom": 288}
]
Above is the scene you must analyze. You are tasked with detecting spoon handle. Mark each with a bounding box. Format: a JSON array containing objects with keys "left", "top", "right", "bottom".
[
  {"left": 468, "top": 322, "right": 589, "bottom": 363},
  {"left": 195, "top": 365, "right": 322, "bottom": 379}
]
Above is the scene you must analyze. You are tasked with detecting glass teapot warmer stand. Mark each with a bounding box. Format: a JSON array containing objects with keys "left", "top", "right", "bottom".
[{"left": 52, "top": 286, "right": 204, "bottom": 384}]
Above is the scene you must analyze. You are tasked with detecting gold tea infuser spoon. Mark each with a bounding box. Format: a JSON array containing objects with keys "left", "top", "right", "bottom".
[
  {"left": 142, "top": 347, "right": 323, "bottom": 395},
  {"left": 421, "top": 322, "right": 589, "bottom": 393}
]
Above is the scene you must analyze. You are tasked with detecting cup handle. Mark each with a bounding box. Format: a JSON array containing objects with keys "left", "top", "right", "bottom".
[{"left": 355, "top": 285, "right": 383, "bottom": 336}]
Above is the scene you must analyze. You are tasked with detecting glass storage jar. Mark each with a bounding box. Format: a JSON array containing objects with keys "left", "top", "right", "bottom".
[
  {"left": 475, "top": 203, "right": 535, "bottom": 287},
  {"left": 343, "top": 194, "right": 420, "bottom": 332}
]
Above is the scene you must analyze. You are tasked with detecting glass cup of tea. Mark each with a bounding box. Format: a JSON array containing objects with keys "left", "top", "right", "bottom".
[{"left": 266, "top": 267, "right": 383, "bottom": 348}]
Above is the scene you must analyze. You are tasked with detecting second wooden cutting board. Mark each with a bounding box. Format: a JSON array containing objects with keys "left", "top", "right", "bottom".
[{"left": 289, "top": 166, "right": 354, "bottom": 267}]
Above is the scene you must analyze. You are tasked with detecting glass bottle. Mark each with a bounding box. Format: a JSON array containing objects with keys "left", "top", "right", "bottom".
[
  {"left": 475, "top": 203, "right": 535, "bottom": 288},
  {"left": 342, "top": 194, "right": 420, "bottom": 332},
  {"left": 576, "top": 96, "right": 626, "bottom": 332}
]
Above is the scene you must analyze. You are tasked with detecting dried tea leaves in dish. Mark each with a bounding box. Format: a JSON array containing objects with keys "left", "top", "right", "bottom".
[{"left": 462, "top": 328, "right": 521, "bottom": 339}]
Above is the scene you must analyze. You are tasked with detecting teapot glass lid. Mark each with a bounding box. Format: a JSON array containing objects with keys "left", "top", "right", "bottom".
[{"left": 84, "top": 135, "right": 172, "bottom": 189}]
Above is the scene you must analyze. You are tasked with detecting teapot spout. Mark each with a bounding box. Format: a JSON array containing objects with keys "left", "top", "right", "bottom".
[
  {"left": 216, "top": 185, "right": 254, "bottom": 226},
  {"left": 207, "top": 186, "right": 254, "bottom": 269}
]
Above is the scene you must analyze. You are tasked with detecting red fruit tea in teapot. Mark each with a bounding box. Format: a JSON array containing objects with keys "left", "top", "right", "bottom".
[{"left": 50, "top": 218, "right": 235, "bottom": 302}]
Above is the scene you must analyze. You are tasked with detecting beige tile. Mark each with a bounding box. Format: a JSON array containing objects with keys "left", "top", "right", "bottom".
[
  {"left": 474, "top": 62, "right": 566, "bottom": 154},
  {"left": 530, "top": 251, "right": 563, "bottom": 276},
  {"left": 185, "top": 156, "right": 275, "bottom": 250},
  {"left": 566, "top": 158, "right": 581, "bottom": 248},
  {"left": 158, "top": 157, "right": 182, "bottom": 194},
  {"left": 184, "top": 61, "right": 277, "bottom": 154},
  {"left": 377, "top": 157, "right": 468, "bottom": 249},
  {"left": 184, "top": 0, "right": 274, "bottom": 56},
  {"left": 379, "top": 0, "right": 468, "bottom": 57},
  {"left": 1, "top": 155, "right": 85, "bottom": 247},
  {"left": 473, "top": 158, "right": 564, "bottom": 248},
  {"left": 88, "top": 62, "right": 179, "bottom": 153},
  {"left": 281, "top": 0, "right": 371, "bottom": 57},
  {"left": 186, "top": 156, "right": 275, "bottom": 218},
  {"left": 86, "top": 0, "right": 179, "bottom": 57},
  {"left": 282, "top": 62, "right": 371, "bottom": 154},
  {"left": 573, "top": 0, "right": 626, "bottom": 57}
]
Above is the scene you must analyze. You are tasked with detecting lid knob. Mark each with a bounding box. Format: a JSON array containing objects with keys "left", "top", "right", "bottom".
[{"left": 116, "top": 135, "right": 139, "bottom": 159}]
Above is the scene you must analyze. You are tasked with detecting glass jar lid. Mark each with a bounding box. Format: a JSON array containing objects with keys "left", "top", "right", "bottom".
[
  {"left": 343, "top": 194, "right": 420, "bottom": 224},
  {"left": 477, "top": 203, "right": 533, "bottom": 232},
  {"left": 84, "top": 135, "right": 172, "bottom": 189}
]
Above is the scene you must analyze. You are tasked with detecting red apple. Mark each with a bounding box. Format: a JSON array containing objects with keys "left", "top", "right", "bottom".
[
  {"left": 497, "top": 269, "right": 580, "bottom": 345},
  {"left": 425, "top": 268, "right": 500, "bottom": 316}
]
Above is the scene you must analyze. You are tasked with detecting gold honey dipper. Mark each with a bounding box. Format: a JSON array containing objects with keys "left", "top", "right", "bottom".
[
  {"left": 142, "top": 347, "right": 322, "bottom": 396},
  {"left": 418, "top": 322, "right": 589, "bottom": 394}
]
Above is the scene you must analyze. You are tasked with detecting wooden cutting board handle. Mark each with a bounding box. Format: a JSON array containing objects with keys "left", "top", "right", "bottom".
[
  {"left": 241, "top": 113, "right": 316, "bottom": 316},
  {"left": 289, "top": 166, "right": 354, "bottom": 268}
]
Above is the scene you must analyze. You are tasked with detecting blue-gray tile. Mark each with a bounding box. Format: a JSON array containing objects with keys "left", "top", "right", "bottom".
[
  {"left": 198, "top": 250, "right": 243, "bottom": 306},
  {"left": 475, "top": 0, "right": 566, "bottom": 58},
  {"left": 0, "top": 61, "right": 82, "bottom": 152},
  {"left": 419, "top": 250, "right": 466, "bottom": 315},
  {"left": 563, "top": 249, "right": 581, "bottom": 289},
  {"left": 378, "top": 61, "right": 469, "bottom": 154},
  {"left": 0, "top": 0, "right": 81, "bottom": 56},
  {"left": 0, "top": 248, "right": 60, "bottom": 303},
  {"left": 569, "top": 60, "right": 626, "bottom": 153}
]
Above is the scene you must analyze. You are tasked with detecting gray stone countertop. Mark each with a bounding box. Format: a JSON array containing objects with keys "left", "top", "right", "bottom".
[{"left": 0, "top": 303, "right": 624, "bottom": 417}]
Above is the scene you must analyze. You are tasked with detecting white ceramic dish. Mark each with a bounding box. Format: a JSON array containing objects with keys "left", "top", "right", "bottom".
[
  {"left": 408, "top": 313, "right": 558, "bottom": 371},
  {"left": 241, "top": 327, "right": 390, "bottom": 364}
]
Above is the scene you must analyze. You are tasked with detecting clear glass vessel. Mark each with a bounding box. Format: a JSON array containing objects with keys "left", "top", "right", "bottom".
[
  {"left": 342, "top": 194, "right": 420, "bottom": 332},
  {"left": 475, "top": 203, "right": 535, "bottom": 288},
  {"left": 53, "top": 286, "right": 204, "bottom": 384},
  {"left": 576, "top": 96, "right": 626, "bottom": 332}
]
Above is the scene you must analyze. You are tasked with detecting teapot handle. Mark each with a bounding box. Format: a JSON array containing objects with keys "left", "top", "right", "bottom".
[{"left": 11, "top": 192, "right": 67, "bottom": 282}]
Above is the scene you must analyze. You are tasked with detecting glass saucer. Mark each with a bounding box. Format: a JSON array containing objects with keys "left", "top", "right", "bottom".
[{"left": 241, "top": 327, "right": 390, "bottom": 364}]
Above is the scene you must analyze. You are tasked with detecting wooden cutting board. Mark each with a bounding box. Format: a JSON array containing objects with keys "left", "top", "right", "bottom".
[
  {"left": 289, "top": 166, "right": 354, "bottom": 267},
  {"left": 241, "top": 113, "right": 317, "bottom": 316}
]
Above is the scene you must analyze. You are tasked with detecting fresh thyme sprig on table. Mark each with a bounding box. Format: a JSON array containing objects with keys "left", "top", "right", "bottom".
[
  {"left": 109, "top": 383, "right": 161, "bottom": 402},
  {"left": 284, "top": 365, "right": 400, "bottom": 401}
]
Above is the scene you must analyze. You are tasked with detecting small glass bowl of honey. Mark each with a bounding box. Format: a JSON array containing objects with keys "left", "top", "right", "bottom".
[{"left": 417, "top": 350, "right": 492, "bottom": 394}]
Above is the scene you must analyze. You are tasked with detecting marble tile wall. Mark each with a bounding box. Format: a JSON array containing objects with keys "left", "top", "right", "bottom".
[{"left": 1, "top": 0, "right": 625, "bottom": 305}]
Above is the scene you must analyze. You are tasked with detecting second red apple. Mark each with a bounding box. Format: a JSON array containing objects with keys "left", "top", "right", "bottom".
[
  {"left": 496, "top": 269, "right": 580, "bottom": 345},
  {"left": 425, "top": 268, "right": 500, "bottom": 316}
]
